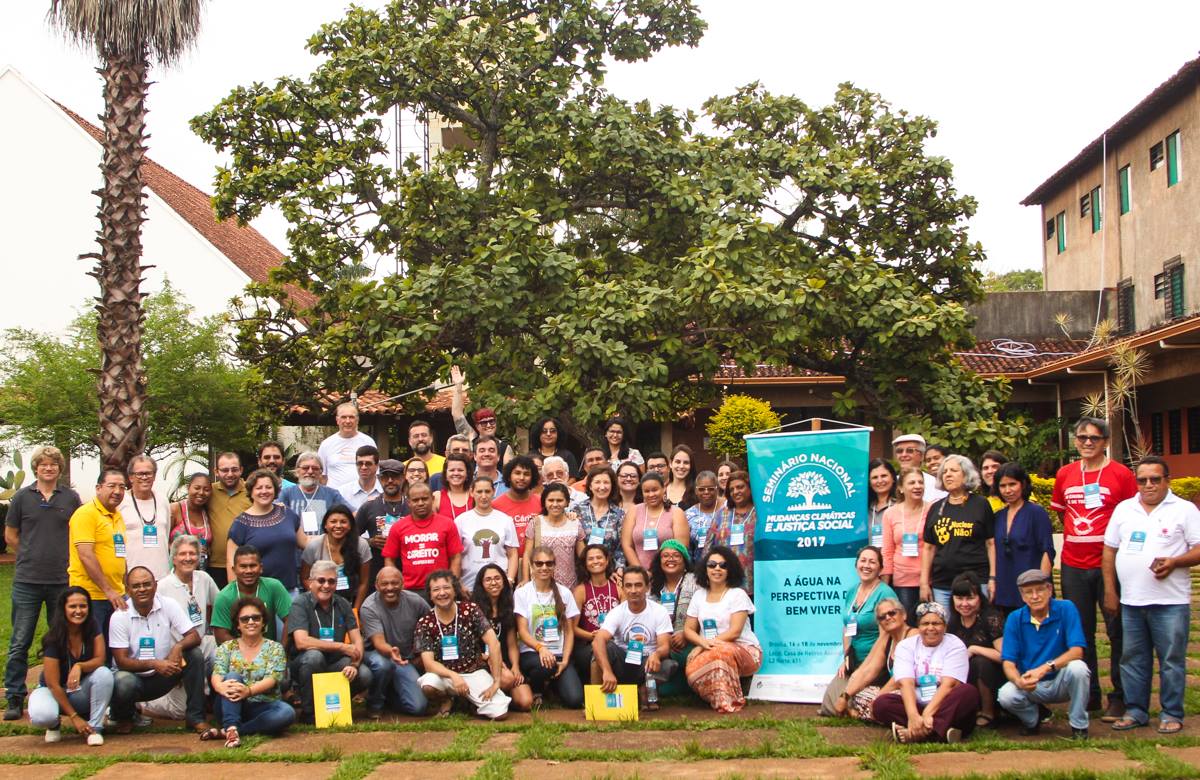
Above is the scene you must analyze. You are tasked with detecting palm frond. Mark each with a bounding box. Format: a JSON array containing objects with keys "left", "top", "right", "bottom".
[
  {"left": 1079, "top": 392, "right": 1106, "bottom": 419},
  {"left": 1110, "top": 343, "right": 1150, "bottom": 383},
  {"left": 48, "top": 0, "right": 205, "bottom": 66}
]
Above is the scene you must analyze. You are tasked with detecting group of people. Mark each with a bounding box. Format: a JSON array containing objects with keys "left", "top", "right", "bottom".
[
  {"left": 818, "top": 418, "right": 1200, "bottom": 742},
  {"left": 4, "top": 400, "right": 1197, "bottom": 746}
]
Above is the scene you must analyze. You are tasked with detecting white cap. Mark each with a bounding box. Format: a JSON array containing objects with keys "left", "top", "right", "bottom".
[{"left": 891, "top": 433, "right": 927, "bottom": 448}]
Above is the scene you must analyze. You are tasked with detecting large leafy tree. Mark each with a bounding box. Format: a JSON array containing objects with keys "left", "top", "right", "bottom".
[
  {"left": 0, "top": 283, "right": 258, "bottom": 462},
  {"left": 48, "top": 0, "right": 206, "bottom": 471},
  {"left": 193, "top": 0, "right": 1023, "bottom": 452}
]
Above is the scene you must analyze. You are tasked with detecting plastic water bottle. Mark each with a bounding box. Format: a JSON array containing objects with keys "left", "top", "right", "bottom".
[{"left": 645, "top": 676, "right": 658, "bottom": 705}]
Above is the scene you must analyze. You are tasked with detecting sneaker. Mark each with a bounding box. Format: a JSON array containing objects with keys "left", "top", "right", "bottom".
[
  {"left": 1019, "top": 722, "right": 1041, "bottom": 737},
  {"left": 945, "top": 727, "right": 963, "bottom": 744},
  {"left": 44, "top": 729, "right": 61, "bottom": 744},
  {"left": 1071, "top": 727, "right": 1089, "bottom": 741},
  {"left": 366, "top": 707, "right": 383, "bottom": 721},
  {"left": 1038, "top": 704, "right": 1053, "bottom": 723},
  {"left": 4, "top": 698, "right": 23, "bottom": 721},
  {"left": 87, "top": 733, "right": 104, "bottom": 746},
  {"left": 133, "top": 713, "right": 153, "bottom": 728},
  {"left": 1101, "top": 700, "right": 1124, "bottom": 723}
]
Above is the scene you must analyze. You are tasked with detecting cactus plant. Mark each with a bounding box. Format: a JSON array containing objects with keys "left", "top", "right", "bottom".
[{"left": 0, "top": 451, "right": 26, "bottom": 501}]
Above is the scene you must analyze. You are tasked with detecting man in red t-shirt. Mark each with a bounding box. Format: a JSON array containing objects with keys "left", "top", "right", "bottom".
[
  {"left": 382, "top": 483, "right": 463, "bottom": 592},
  {"left": 1051, "top": 416, "right": 1138, "bottom": 720},
  {"left": 492, "top": 456, "right": 543, "bottom": 562}
]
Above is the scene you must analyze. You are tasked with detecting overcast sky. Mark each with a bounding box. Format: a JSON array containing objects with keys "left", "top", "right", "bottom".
[{"left": 4, "top": 1, "right": 1199, "bottom": 274}]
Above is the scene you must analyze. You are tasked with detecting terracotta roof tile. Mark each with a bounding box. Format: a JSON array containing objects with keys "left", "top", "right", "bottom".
[
  {"left": 953, "top": 338, "right": 1085, "bottom": 375},
  {"left": 55, "top": 101, "right": 312, "bottom": 307},
  {"left": 291, "top": 387, "right": 458, "bottom": 417}
]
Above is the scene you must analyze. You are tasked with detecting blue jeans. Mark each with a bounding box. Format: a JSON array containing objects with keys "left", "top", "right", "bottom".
[
  {"left": 288, "top": 650, "right": 372, "bottom": 719},
  {"left": 363, "top": 651, "right": 428, "bottom": 715},
  {"left": 28, "top": 667, "right": 114, "bottom": 732},
  {"left": 998, "top": 658, "right": 1091, "bottom": 730},
  {"left": 4, "top": 582, "right": 65, "bottom": 700},
  {"left": 1120, "top": 603, "right": 1188, "bottom": 724},
  {"left": 89, "top": 599, "right": 116, "bottom": 665},
  {"left": 216, "top": 673, "right": 295, "bottom": 735},
  {"left": 519, "top": 651, "right": 584, "bottom": 709}
]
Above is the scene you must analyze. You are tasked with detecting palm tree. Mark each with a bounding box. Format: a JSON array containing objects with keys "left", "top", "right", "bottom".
[{"left": 48, "top": 0, "right": 205, "bottom": 470}]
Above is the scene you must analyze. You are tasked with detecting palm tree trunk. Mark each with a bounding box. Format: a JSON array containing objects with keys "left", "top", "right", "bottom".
[{"left": 91, "top": 44, "right": 149, "bottom": 472}]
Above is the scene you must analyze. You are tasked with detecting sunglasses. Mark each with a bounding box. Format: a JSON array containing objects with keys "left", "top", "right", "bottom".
[
  {"left": 478, "top": 418, "right": 497, "bottom": 426},
  {"left": 1075, "top": 434, "right": 1105, "bottom": 444},
  {"left": 238, "top": 614, "right": 264, "bottom": 624},
  {"left": 313, "top": 577, "right": 338, "bottom": 585},
  {"left": 706, "top": 560, "right": 728, "bottom": 570},
  {"left": 532, "top": 560, "right": 555, "bottom": 568},
  {"left": 1136, "top": 476, "right": 1165, "bottom": 485},
  {"left": 877, "top": 608, "right": 901, "bottom": 621}
]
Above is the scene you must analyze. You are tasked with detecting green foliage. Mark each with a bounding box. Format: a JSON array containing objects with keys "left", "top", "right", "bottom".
[
  {"left": 982, "top": 268, "right": 1042, "bottom": 292},
  {"left": 192, "top": 0, "right": 1020, "bottom": 446},
  {"left": 0, "top": 282, "right": 258, "bottom": 459},
  {"left": 1008, "top": 416, "right": 1071, "bottom": 478},
  {"left": 706, "top": 395, "right": 781, "bottom": 460},
  {"left": 1170, "top": 477, "right": 1200, "bottom": 502}
]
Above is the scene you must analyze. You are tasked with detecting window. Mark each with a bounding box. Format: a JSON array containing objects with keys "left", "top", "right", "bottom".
[
  {"left": 1046, "top": 218, "right": 1055, "bottom": 241},
  {"left": 1090, "top": 186, "right": 1102, "bottom": 233},
  {"left": 1118, "top": 165, "right": 1131, "bottom": 215},
  {"left": 1167, "top": 262, "right": 1185, "bottom": 318},
  {"left": 1151, "top": 141, "right": 1165, "bottom": 170},
  {"left": 1117, "top": 281, "right": 1135, "bottom": 335},
  {"left": 1055, "top": 211, "right": 1066, "bottom": 254},
  {"left": 1189, "top": 407, "right": 1200, "bottom": 453},
  {"left": 1167, "top": 130, "right": 1181, "bottom": 186},
  {"left": 1168, "top": 409, "right": 1183, "bottom": 455},
  {"left": 1079, "top": 194, "right": 1091, "bottom": 219},
  {"left": 1150, "top": 412, "right": 1164, "bottom": 455}
]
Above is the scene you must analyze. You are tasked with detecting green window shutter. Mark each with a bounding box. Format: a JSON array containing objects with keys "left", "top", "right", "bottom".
[
  {"left": 1169, "top": 265, "right": 1185, "bottom": 318},
  {"left": 1119, "top": 166, "right": 1131, "bottom": 214},
  {"left": 1055, "top": 212, "right": 1066, "bottom": 253},
  {"left": 1091, "top": 186, "right": 1102, "bottom": 233},
  {"left": 1167, "top": 131, "right": 1181, "bottom": 187}
]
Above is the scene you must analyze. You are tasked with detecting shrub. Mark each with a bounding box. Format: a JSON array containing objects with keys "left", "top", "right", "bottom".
[{"left": 705, "top": 395, "right": 782, "bottom": 461}]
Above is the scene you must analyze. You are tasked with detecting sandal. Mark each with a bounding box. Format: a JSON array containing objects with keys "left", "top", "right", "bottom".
[
  {"left": 976, "top": 713, "right": 994, "bottom": 729},
  {"left": 1111, "top": 717, "right": 1144, "bottom": 731},
  {"left": 891, "top": 722, "right": 910, "bottom": 743},
  {"left": 1158, "top": 721, "right": 1183, "bottom": 734},
  {"left": 224, "top": 727, "right": 240, "bottom": 748},
  {"left": 197, "top": 726, "right": 224, "bottom": 741}
]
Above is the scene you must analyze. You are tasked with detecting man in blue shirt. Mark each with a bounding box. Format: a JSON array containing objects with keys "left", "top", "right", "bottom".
[
  {"left": 279, "top": 453, "right": 347, "bottom": 538},
  {"left": 998, "top": 569, "right": 1090, "bottom": 739}
]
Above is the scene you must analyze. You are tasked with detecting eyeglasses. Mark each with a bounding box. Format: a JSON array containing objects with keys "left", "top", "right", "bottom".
[
  {"left": 238, "top": 614, "right": 264, "bottom": 624},
  {"left": 478, "top": 418, "right": 497, "bottom": 426},
  {"left": 1136, "top": 476, "right": 1165, "bottom": 485},
  {"left": 297, "top": 465, "right": 322, "bottom": 472},
  {"left": 313, "top": 577, "right": 338, "bottom": 585},
  {"left": 894, "top": 447, "right": 921, "bottom": 455},
  {"left": 877, "top": 609, "right": 901, "bottom": 621},
  {"left": 217, "top": 467, "right": 241, "bottom": 475},
  {"left": 706, "top": 560, "right": 728, "bottom": 570},
  {"left": 357, "top": 461, "right": 377, "bottom": 468},
  {"left": 619, "top": 474, "right": 638, "bottom": 480},
  {"left": 130, "top": 472, "right": 155, "bottom": 479},
  {"left": 1075, "top": 434, "right": 1105, "bottom": 444},
  {"left": 542, "top": 428, "right": 557, "bottom": 434},
  {"left": 532, "top": 560, "right": 555, "bottom": 568}
]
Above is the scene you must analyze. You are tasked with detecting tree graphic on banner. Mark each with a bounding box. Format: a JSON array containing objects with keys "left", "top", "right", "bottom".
[{"left": 787, "top": 472, "right": 832, "bottom": 510}]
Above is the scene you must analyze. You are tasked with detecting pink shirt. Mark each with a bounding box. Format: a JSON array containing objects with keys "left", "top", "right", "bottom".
[{"left": 881, "top": 502, "right": 930, "bottom": 587}]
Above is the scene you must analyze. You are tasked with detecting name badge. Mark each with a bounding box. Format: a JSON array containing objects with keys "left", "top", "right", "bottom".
[
  {"left": 113, "top": 533, "right": 127, "bottom": 558},
  {"left": 643, "top": 528, "right": 659, "bottom": 551},
  {"left": 187, "top": 599, "right": 203, "bottom": 627},
  {"left": 870, "top": 525, "right": 884, "bottom": 548},
  {"left": 324, "top": 692, "right": 341, "bottom": 713},
  {"left": 695, "top": 530, "right": 708, "bottom": 551},
  {"left": 730, "top": 523, "right": 745, "bottom": 547},
  {"left": 597, "top": 611, "right": 607, "bottom": 627},
  {"left": 319, "top": 626, "right": 335, "bottom": 641},
  {"left": 702, "top": 618, "right": 718, "bottom": 640},
  {"left": 542, "top": 616, "right": 560, "bottom": 645},
  {"left": 844, "top": 615, "right": 858, "bottom": 637},
  {"left": 901, "top": 533, "right": 919, "bottom": 558},
  {"left": 137, "top": 636, "right": 155, "bottom": 660},
  {"left": 302, "top": 510, "right": 320, "bottom": 535},
  {"left": 142, "top": 524, "right": 159, "bottom": 548},
  {"left": 624, "top": 638, "right": 644, "bottom": 665},
  {"left": 336, "top": 564, "right": 350, "bottom": 591},
  {"left": 441, "top": 635, "right": 460, "bottom": 661},
  {"left": 197, "top": 540, "right": 209, "bottom": 570},
  {"left": 661, "top": 591, "right": 676, "bottom": 608},
  {"left": 588, "top": 528, "right": 605, "bottom": 546},
  {"left": 917, "top": 673, "right": 937, "bottom": 700},
  {"left": 379, "top": 514, "right": 399, "bottom": 536},
  {"left": 1128, "top": 530, "right": 1146, "bottom": 552},
  {"left": 1082, "top": 482, "right": 1103, "bottom": 510}
]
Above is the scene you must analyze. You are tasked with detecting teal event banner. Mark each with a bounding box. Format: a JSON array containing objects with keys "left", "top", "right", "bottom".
[{"left": 745, "top": 424, "right": 872, "bottom": 703}]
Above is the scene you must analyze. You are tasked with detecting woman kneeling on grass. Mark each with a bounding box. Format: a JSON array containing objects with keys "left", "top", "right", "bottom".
[
  {"left": 871, "top": 602, "right": 979, "bottom": 743},
  {"left": 682, "top": 546, "right": 761, "bottom": 712},
  {"left": 29, "top": 587, "right": 112, "bottom": 746},
  {"left": 819, "top": 598, "right": 917, "bottom": 720},
  {"left": 211, "top": 597, "right": 295, "bottom": 747}
]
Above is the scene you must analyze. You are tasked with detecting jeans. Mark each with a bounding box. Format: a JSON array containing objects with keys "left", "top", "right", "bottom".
[
  {"left": 518, "top": 651, "right": 584, "bottom": 708},
  {"left": 1119, "top": 603, "right": 1188, "bottom": 724},
  {"left": 4, "top": 582, "right": 65, "bottom": 700},
  {"left": 216, "top": 673, "right": 295, "bottom": 735},
  {"left": 363, "top": 651, "right": 428, "bottom": 715},
  {"left": 89, "top": 599, "right": 117, "bottom": 665},
  {"left": 998, "top": 659, "right": 1092, "bottom": 730},
  {"left": 28, "top": 667, "right": 114, "bottom": 732},
  {"left": 288, "top": 650, "right": 372, "bottom": 718},
  {"left": 112, "top": 645, "right": 207, "bottom": 727},
  {"left": 1060, "top": 564, "right": 1123, "bottom": 706}
]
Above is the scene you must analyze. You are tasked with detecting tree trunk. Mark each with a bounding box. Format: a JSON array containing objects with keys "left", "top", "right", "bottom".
[{"left": 91, "top": 46, "right": 149, "bottom": 473}]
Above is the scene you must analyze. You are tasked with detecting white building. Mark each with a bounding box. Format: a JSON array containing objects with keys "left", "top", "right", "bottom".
[{"left": 0, "top": 66, "right": 292, "bottom": 497}]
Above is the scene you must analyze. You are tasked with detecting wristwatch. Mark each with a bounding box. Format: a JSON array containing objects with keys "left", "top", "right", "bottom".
[{"left": 1047, "top": 661, "right": 1057, "bottom": 673}]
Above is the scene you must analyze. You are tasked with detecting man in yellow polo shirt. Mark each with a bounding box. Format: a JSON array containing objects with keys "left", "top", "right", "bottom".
[
  {"left": 68, "top": 468, "right": 129, "bottom": 640},
  {"left": 208, "top": 452, "right": 250, "bottom": 589}
]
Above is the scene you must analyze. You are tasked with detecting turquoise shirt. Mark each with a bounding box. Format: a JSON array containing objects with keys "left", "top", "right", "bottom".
[{"left": 843, "top": 581, "right": 898, "bottom": 665}]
